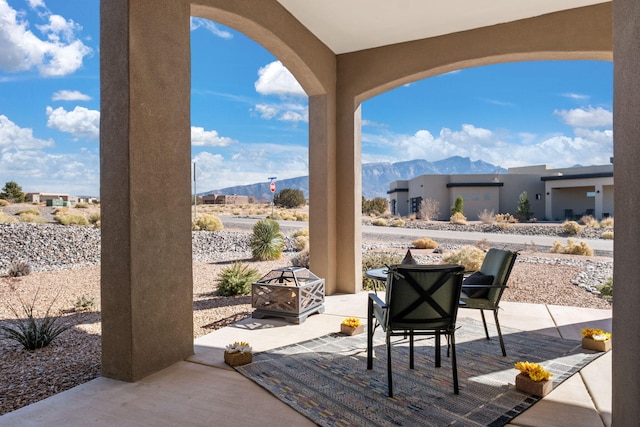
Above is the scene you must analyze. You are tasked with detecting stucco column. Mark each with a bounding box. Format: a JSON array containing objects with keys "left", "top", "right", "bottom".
[
  {"left": 334, "top": 91, "right": 362, "bottom": 294},
  {"left": 308, "top": 94, "right": 338, "bottom": 293},
  {"left": 100, "top": 0, "right": 193, "bottom": 381},
  {"left": 613, "top": 0, "right": 640, "bottom": 424}
]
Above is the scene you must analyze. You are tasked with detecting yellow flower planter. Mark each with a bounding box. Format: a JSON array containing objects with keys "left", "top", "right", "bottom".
[
  {"left": 340, "top": 323, "right": 364, "bottom": 336},
  {"left": 515, "top": 373, "right": 553, "bottom": 397},
  {"left": 582, "top": 336, "right": 612, "bottom": 352},
  {"left": 224, "top": 351, "right": 252, "bottom": 366}
]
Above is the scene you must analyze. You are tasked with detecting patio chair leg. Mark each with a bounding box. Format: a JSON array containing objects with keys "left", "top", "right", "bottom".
[
  {"left": 480, "top": 309, "right": 490, "bottom": 340},
  {"left": 409, "top": 330, "right": 415, "bottom": 369},
  {"left": 387, "top": 332, "right": 393, "bottom": 397},
  {"left": 435, "top": 331, "right": 441, "bottom": 368},
  {"left": 450, "top": 332, "right": 459, "bottom": 394},
  {"left": 493, "top": 309, "right": 507, "bottom": 357},
  {"left": 367, "top": 296, "right": 374, "bottom": 369}
]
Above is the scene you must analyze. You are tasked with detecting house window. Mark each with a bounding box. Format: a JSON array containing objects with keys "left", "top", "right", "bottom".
[
  {"left": 586, "top": 191, "right": 596, "bottom": 197},
  {"left": 410, "top": 197, "right": 423, "bottom": 213}
]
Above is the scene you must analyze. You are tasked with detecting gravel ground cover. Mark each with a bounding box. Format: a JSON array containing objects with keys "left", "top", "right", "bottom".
[{"left": 0, "top": 222, "right": 612, "bottom": 416}]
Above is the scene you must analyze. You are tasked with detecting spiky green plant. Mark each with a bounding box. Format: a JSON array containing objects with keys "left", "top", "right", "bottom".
[
  {"left": 1, "top": 290, "right": 73, "bottom": 350},
  {"left": 250, "top": 218, "right": 284, "bottom": 261},
  {"left": 217, "top": 263, "right": 261, "bottom": 296},
  {"left": 73, "top": 294, "right": 96, "bottom": 312},
  {"left": 7, "top": 260, "right": 31, "bottom": 277}
]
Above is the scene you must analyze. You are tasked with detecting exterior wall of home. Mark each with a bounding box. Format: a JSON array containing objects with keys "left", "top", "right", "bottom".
[
  {"left": 202, "top": 195, "right": 217, "bottom": 204},
  {"left": 215, "top": 195, "right": 249, "bottom": 204}
]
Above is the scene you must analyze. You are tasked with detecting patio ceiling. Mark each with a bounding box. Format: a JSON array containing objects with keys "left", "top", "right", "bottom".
[{"left": 276, "top": 0, "right": 610, "bottom": 54}]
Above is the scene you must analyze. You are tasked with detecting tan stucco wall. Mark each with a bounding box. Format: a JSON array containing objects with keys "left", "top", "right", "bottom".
[{"left": 613, "top": 1, "right": 640, "bottom": 424}]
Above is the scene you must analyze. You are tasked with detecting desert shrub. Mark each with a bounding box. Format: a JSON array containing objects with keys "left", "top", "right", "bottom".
[
  {"left": 451, "top": 195, "right": 464, "bottom": 215},
  {"left": 361, "top": 251, "right": 403, "bottom": 291},
  {"left": 74, "top": 202, "right": 89, "bottom": 208},
  {"left": 0, "top": 199, "right": 9, "bottom": 206},
  {"left": 441, "top": 245, "right": 486, "bottom": 271},
  {"left": 600, "top": 217, "right": 614, "bottom": 228},
  {"left": 269, "top": 211, "right": 282, "bottom": 220},
  {"left": 294, "top": 211, "right": 309, "bottom": 221},
  {"left": 73, "top": 294, "right": 96, "bottom": 312},
  {"left": 231, "top": 210, "right": 241, "bottom": 215},
  {"left": 562, "top": 220, "right": 582, "bottom": 235},
  {"left": 371, "top": 218, "right": 388, "bottom": 226},
  {"left": 495, "top": 213, "right": 518, "bottom": 224},
  {"left": 250, "top": 218, "right": 285, "bottom": 260},
  {"left": 54, "top": 213, "right": 89, "bottom": 226},
  {"left": 16, "top": 208, "right": 40, "bottom": 216},
  {"left": 475, "top": 238, "right": 491, "bottom": 251},
  {"left": 0, "top": 290, "right": 73, "bottom": 350},
  {"left": 192, "top": 214, "right": 224, "bottom": 231},
  {"left": 7, "top": 260, "right": 31, "bottom": 277},
  {"left": 18, "top": 213, "right": 46, "bottom": 223},
  {"left": 449, "top": 212, "right": 467, "bottom": 225},
  {"left": 362, "top": 197, "right": 388, "bottom": 215},
  {"left": 597, "top": 277, "right": 613, "bottom": 300},
  {"left": 274, "top": 188, "right": 306, "bottom": 209},
  {"left": 291, "top": 228, "right": 309, "bottom": 251},
  {"left": 550, "top": 239, "right": 594, "bottom": 256},
  {"left": 412, "top": 237, "right": 438, "bottom": 249},
  {"left": 580, "top": 215, "right": 600, "bottom": 228},
  {"left": 478, "top": 209, "right": 496, "bottom": 224},
  {"left": 0, "top": 211, "right": 17, "bottom": 223},
  {"left": 418, "top": 198, "right": 440, "bottom": 221},
  {"left": 291, "top": 250, "right": 310, "bottom": 269},
  {"left": 216, "top": 262, "right": 261, "bottom": 296},
  {"left": 600, "top": 231, "right": 614, "bottom": 240},
  {"left": 389, "top": 218, "right": 405, "bottom": 227},
  {"left": 88, "top": 212, "right": 101, "bottom": 225}
]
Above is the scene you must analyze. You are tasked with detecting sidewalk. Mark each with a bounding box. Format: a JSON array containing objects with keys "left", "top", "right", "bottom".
[{"left": 0, "top": 294, "right": 612, "bottom": 427}]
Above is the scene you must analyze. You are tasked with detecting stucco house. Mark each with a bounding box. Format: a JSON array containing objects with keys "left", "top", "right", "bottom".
[{"left": 389, "top": 163, "right": 614, "bottom": 221}]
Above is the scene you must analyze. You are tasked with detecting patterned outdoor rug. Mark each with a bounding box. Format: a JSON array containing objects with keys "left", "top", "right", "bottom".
[{"left": 235, "top": 318, "right": 605, "bottom": 426}]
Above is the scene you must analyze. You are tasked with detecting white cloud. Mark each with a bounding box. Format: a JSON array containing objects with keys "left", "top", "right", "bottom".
[
  {"left": 255, "top": 61, "right": 306, "bottom": 97},
  {"left": 0, "top": 114, "right": 54, "bottom": 150},
  {"left": 191, "top": 126, "right": 235, "bottom": 147},
  {"left": 193, "top": 143, "right": 309, "bottom": 191},
  {"left": 560, "top": 93, "right": 590, "bottom": 100},
  {"left": 0, "top": 114, "right": 99, "bottom": 195},
  {"left": 364, "top": 121, "right": 612, "bottom": 169},
  {"left": 46, "top": 106, "right": 100, "bottom": 140},
  {"left": 554, "top": 106, "right": 612, "bottom": 128},
  {"left": 253, "top": 102, "right": 308, "bottom": 123},
  {"left": 190, "top": 17, "right": 232, "bottom": 39},
  {"left": 52, "top": 89, "right": 91, "bottom": 101},
  {"left": 0, "top": 0, "right": 91, "bottom": 76}
]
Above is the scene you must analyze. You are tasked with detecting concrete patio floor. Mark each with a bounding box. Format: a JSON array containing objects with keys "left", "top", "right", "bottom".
[{"left": 0, "top": 294, "right": 612, "bottom": 427}]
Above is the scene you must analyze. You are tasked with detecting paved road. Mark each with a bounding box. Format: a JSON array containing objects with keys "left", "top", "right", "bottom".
[{"left": 220, "top": 216, "right": 613, "bottom": 255}]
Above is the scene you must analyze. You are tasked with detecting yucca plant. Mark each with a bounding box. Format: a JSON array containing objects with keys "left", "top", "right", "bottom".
[
  {"left": 1, "top": 289, "right": 73, "bottom": 350},
  {"left": 217, "top": 262, "right": 261, "bottom": 296},
  {"left": 250, "top": 218, "right": 284, "bottom": 261}
]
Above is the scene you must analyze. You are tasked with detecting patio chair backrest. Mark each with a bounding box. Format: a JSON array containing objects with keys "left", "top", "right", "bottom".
[
  {"left": 385, "top": 264, "right": 465, "bottom": 331},
  {"left": 478, "top": 248, "right": 518, "bottom": 304}
]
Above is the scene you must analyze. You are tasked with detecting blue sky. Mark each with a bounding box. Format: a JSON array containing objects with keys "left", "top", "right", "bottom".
[{"left": 0, "top": 0, "right": 613, "bottom": 197}]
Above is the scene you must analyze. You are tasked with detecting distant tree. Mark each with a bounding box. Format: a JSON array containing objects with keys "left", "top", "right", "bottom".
[
  {"left": 362, "top": 197, "right": 388, "bottom": 215},
  {"left": 516, "top": 191, "right": 533, "bottom": 220},
  {"left": 273, "top": 188, "right": 306, "bottom": 208},
  {"left": 451, "top": 195, "right": 464, "bottom": 215},
  {"left": 0, "top": 181, "right": 25, "bottom": 203}
]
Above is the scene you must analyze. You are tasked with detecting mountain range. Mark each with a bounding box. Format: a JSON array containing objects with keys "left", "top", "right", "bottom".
[{"left": 205, "top": 156, "right": 506, "bottom": 201}]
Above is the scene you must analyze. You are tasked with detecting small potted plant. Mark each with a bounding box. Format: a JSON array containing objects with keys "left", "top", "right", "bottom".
[
  {"left": 514, "top": 361, "right": 553, "bottom": 397},
  {"left": 340, "top": 317, "right": 364, "bottom": 336},
  {"left": 223, "top": 341, "right": 253, "bottom": 366},
  {"left": 581, "top": 328, "right": 612, "bottom": 352}
]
